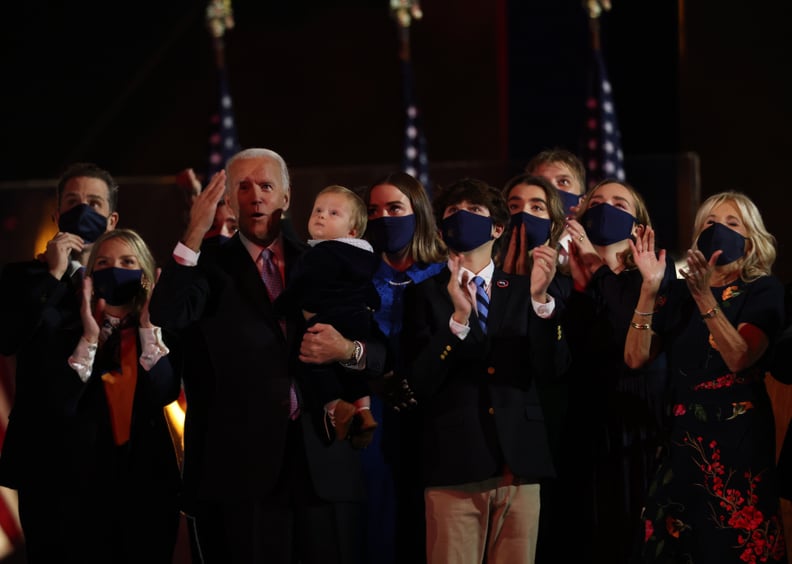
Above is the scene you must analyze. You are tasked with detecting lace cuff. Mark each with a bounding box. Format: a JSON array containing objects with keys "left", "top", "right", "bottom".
[
  {"left": 139, "top": 326, "right": 170, "bottom": 370},
  {"left": 68, "top": 337, "right": 98, "bottom": 383}
]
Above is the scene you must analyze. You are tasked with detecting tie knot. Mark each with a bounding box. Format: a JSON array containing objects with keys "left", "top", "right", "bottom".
[
  {"left": 473, "top": 276, "right": 486, "bottom": 290},
  {"left": 260, "top": 248, "right": 272, "bottom": 262}
]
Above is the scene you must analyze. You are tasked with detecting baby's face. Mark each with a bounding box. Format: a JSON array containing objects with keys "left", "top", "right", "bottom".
[{"left": 308, "top": 192, "right": 357, "bottom": 240}]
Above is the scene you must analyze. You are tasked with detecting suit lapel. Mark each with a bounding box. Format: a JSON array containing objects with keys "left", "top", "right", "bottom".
[
  {"left": 488, "top": 270, "right": 511, "bottom": 334},
  {"left": 219, "top": 238, "right": 273, "bottom": 318}
]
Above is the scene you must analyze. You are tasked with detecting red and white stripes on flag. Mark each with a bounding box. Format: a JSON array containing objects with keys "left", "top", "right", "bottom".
[
  {"left": 582, "top": 48, "right": 626, "bottom": 190},
  {"left": 400, "top": 58, "right": 431, "bottom": 194}
]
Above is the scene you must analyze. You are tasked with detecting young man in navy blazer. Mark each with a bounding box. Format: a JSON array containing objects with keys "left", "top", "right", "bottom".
[{"left": 401, "top": 177, "right": 567, "bottom": 564}]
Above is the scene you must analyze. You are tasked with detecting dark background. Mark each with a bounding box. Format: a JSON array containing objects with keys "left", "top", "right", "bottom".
[
  {"left": 0, "top": 1, "right": 792, "bottom": 560},
  {"left": 1, "top": 0, "right": 791, "bottom": 278}
]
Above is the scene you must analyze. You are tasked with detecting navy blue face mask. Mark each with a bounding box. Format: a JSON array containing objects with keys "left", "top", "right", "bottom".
[
  {"left": 366, "top": 215, "right": 416, "bottom": 254},
  {"left": 91, "top": 268, "right": 143, "bottom": 306},
  {"left": 557, "top": 190, "right": 582, "bottom": 215},
  {"left": 581, "top": 204, "right": 636, "bottom": 246},
  {"left": 58, "top": 204, "right": 108, "bottom": 243},
  {"left": 696, "top": 222, "right": 747, "bottom": 265},
  {"left": 441, "top": 210, "right": 493, "bottom": 252},
  {"left": 510, "top": 212, "right": 551, "bottom": 250}
]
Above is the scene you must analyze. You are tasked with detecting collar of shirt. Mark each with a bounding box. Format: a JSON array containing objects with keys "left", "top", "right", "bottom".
[
  {"left": 453, "top": 260, "right": 495, "bottom": 290},
  {"left": 68, "top": 259, "right": 84, "bottom": 278},
  {"left": 239, "top": 231, "right": 284, "bottom": 270},
  {"left": 307, "top": 237, "right": 374, "bottom": 253}
]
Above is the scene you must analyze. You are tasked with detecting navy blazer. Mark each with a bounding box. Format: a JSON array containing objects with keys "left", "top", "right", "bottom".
[{"left": 401, "top": 266, "right": 567, "bottom": 488}]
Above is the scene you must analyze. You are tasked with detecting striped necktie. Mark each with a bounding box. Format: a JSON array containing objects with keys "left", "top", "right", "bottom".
[
  {"left": 260, "top": 248, "right": 300, "bottom": 420},
  {"left": 473, "top": 275, "right": 489, "bottom": 333}
]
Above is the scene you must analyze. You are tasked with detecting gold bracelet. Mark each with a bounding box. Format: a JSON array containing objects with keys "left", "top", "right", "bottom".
[
  {"left": 634, "top": 309, "right": 654, "bottom": 316},
  {"left": 701, "top": 306, "right": 720, "bottom": 320},
  {"left": 630, "top": 322, "right": 652, "bottom": 330}
]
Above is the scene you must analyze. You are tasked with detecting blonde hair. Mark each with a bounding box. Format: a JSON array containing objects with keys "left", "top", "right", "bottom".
[
  {"left": 317, "top": 185, "right": 368, "bottom": 237},
  {"left": 86, "top": 228, "right": 156, "bottom": 314},
  {"left": 577, "top": 179, "right": 652, "bottom": 270},
  {"left": 692, "top": 191, "right": 775, "bottom": 281}
]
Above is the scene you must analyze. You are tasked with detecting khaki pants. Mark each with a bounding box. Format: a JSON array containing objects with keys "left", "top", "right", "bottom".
[{"left": 424, "top": 469, "right": 540, "bottom": 564}]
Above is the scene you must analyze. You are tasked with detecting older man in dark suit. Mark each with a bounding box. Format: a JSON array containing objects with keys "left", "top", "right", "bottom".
[{"left": 149, "top": 148, "right": 385, "bottom": 564}]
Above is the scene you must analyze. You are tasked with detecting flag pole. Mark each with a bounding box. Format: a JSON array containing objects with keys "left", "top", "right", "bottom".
[
  {"left": 390, "top": 1, "right": 431, "bottom": 193},
  {"left": 206, "top": 0, "right": 235, "bottom": 69}
]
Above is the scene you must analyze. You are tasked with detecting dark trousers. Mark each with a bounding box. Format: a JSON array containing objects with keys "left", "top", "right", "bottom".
[{"left": 191, "top": 419, "right": 363, "bottom": 564}]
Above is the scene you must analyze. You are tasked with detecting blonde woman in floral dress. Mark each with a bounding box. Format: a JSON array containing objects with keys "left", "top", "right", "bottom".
[{"left": 625, "top": 191, "right": 787, "bottom": 563}]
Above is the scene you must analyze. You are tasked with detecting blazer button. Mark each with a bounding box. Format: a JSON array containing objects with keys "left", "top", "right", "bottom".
[
  {"left": 487, "top": 366, "right": 495, "bottom": 375},
  {"left": 488, "top": 407, "right": 495, "bottom": 415}
]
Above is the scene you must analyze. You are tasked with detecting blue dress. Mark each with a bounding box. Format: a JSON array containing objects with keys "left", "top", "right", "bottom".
[{"left": 360, "top": 259, "right": 444, "bottom": 564}]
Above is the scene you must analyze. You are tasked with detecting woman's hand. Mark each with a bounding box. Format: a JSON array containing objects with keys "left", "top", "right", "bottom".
[
  {"left": 629, "top": 225, "right": 666, "bottom": 292},
  {"left": 79, "top": 275, "right": 103, "bottom": 344},
  {"left": 680, "top": 248, "right": 719, "bottom": 300},
  {"left": 530, "top": 244, "right": 557, "bottom": 301}
]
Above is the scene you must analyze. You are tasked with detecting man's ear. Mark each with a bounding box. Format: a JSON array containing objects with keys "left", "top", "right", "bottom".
[
  {"left": 107, "top": 212, "right": 120, "bottom": 231},
  {"left": 492, "top": 223, "right": 505, "bottom": 240}
]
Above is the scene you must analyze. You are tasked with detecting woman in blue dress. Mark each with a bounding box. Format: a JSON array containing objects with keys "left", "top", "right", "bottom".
[
  {"left": 626, "top": 191, "right": 787, "bottom": 563},
  {"left": 359, "top": 172, "right": 447, "bottom": 564}
]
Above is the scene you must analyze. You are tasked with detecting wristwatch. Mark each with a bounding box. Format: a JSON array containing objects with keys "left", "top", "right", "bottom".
[{"left": 339, "top": 340, "right": 363, "bottom": 367}]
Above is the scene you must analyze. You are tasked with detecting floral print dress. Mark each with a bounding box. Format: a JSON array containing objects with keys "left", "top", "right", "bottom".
[{"left": 639, "top": 276, "right": 787, "bottom": 563}]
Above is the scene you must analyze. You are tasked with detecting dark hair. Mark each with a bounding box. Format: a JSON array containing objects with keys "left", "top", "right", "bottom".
[
  {"left": 362, "top": 171, "right": 446, "bottom": 264},
  {"left": 501, "top": 173, "right": 567, "bottom": 248},
  {"left": 56, "top": 162, "right": 119, "bottom": 212},
  {"left": 432, "top": 178, "right": 509, "bottom": 255}
]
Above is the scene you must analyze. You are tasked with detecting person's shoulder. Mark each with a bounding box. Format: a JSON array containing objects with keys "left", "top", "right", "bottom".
[
  {"left": 0, "top": 258, "right": 47, "bottom": 280},
  {"left": 747, "top": 273, "right": 784, "bottom": 295}
]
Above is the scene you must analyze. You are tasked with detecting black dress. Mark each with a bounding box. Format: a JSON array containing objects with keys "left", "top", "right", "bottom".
[
  {"left": 639, "top": 275, "right": 787, "bottom": 563},
  {"left": 550, "top": 258, "right": 676, "bottom": 564}
]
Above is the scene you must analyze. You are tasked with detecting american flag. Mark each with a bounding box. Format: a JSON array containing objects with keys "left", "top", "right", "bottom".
[
  {"left": 400, "top": 58, "right": 431, "bottom": 193},
  {"left": 206, "top": 66, "right": 240, "bottom": 178},
  {"left": 582, "top": 48, "right": 625, "bottom": 190}
]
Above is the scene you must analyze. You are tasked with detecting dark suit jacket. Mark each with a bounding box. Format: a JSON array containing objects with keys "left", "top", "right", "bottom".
[
  {"left": 401, "top": 267, "right": 565, "bottom": 488},
  {"left": 149, "top": 230, "right": 385, "bottom": 507}
]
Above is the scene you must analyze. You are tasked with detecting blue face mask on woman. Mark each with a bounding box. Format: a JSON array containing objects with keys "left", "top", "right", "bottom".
[
  {"left": 91, "top": 268, "right": 143, "bottom": 306},
  {"left": 581, "top": 204, "right": 636, "bottom": 246},
  {"left": 510, "top": 212, "right": 551, "bottom": 250},
  {"left": 366, "top": 215, "right": 416, "bottom": 254},
  {"left": 441, "top": 210, "right": 493, "bottom": 252},
  {"left": 58, "top": 203, "right": 108, "bottom": 243},
  {"left": 696, "top": 222, "right": 747, "bottom": 265}
]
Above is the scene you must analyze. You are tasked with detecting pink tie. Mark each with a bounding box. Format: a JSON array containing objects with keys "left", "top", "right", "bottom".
[{"left": 260, "top": 248, "right": 300, "bottom": 420}]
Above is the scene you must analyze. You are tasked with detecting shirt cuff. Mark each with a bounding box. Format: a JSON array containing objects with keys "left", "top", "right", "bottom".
[
  {"left": 68, "top": 337, "right": 98, "bottom": 383},
  {"left": 139, "top": 326, "right": 170, "bottom": 371},
  {"left": 532, "top": 294, "right": 556, "bottom": 319},
  {"left": 174, "top": 241, "right": 199, "bottom": 267},
  {"left": 449, "top": 317, "right": 470, "bottom": 340}
]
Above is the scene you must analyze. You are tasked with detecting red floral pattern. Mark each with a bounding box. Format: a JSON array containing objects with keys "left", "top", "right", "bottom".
[{"left": 643, "top": 433, "right": 786, "bottom": 563}]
